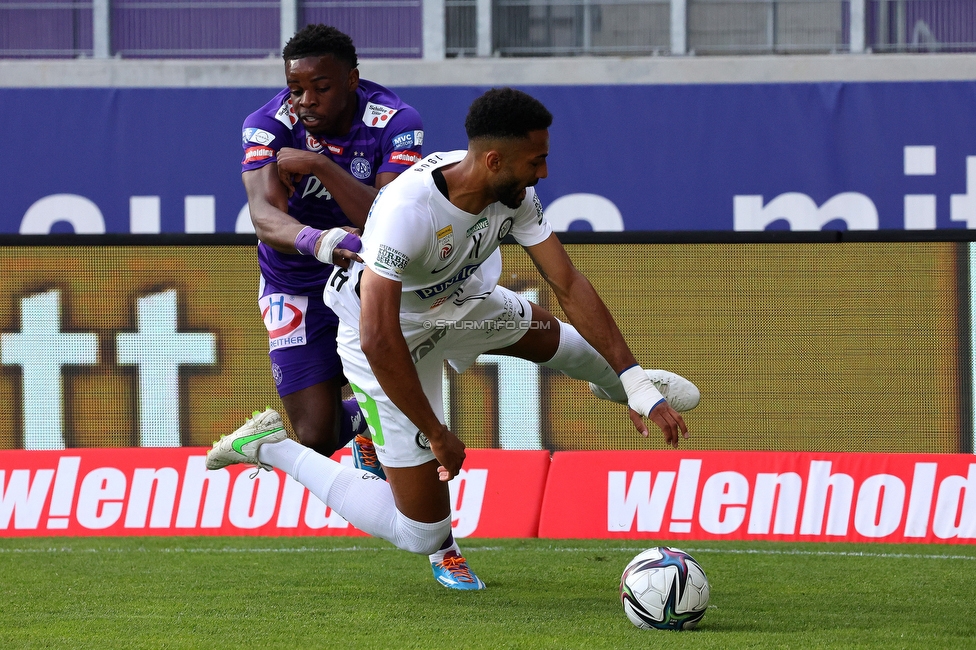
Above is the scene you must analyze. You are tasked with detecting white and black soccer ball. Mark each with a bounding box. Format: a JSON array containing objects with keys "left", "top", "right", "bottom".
[{"left": 619, "top": 546, "right": 710, "bottom": 630}]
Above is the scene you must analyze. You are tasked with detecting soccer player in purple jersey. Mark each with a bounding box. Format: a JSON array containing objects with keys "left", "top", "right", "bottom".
[
  {"left": 237, "top": 24, "right": 482, "bottom": 590},
  {"left": 239, "top": 27, "right": 421, "bottom": 478}
]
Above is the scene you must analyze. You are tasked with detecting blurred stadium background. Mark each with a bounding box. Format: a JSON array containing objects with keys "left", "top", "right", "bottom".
[{"left": 2, "top": 0, "right": 975, "bottom": 58}]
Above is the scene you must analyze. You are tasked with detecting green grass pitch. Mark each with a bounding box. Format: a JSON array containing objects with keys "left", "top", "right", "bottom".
[{"left": 1, "top": 537, "right": 974, "bottom": 649}]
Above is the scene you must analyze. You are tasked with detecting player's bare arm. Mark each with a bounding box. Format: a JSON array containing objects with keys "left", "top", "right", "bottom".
[
  {"left": 525, "top": 233, "right": 689, "bottom": 447},
  {"left": 358, "top": 267, "right": 466, "bottom": 480},
  {"left": 242, "top": 164, "right": 308, "bottom": 253},
  {"left": 275, "top": 147, "right": 391, "bottom": 229}
]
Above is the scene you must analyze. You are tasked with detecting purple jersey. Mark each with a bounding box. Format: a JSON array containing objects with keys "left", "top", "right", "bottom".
[{"left": 241, "top": 79, "right": 423, "bottom": 294}]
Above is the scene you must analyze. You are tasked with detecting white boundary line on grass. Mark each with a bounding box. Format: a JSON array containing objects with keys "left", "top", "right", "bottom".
[{"left": 1, "top": 545, "right": 975, "bottom": 561}]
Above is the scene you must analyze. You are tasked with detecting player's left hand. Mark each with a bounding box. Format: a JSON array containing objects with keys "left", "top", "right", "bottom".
[
  {"left": 314, "top": 227, "right": 363, "bottom": 267},
  {"left": 332, "top": 226, "right": 363, "bottom": 268},
  {"left": 629, "top": 403, "right": 689, "bottom": 449}
]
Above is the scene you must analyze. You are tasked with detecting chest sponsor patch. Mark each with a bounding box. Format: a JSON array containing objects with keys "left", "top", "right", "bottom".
[
  {"left": 466, "top": 217, "right": 489, "bottom": 237},
  {"left": 260, "top": 293, "right": 308, "bottom": 350},
  {"left": 363, "top": 102, "right": 398, "bottom": 128}
]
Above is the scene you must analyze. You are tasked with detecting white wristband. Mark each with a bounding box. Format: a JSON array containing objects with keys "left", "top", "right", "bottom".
[
  {"left": 619, "top": 365, "right": 665, "bottom": 417},
  {"left": 313, "top": 227, "right": 350, "bottom": 264}
]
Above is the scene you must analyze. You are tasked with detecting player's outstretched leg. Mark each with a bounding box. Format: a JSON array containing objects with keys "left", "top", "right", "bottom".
[
  {"left": 542, "top": 321, "right": 700, "bottom": 412},
  {"left": 208, "top": 409, "right": 485, "bottom": 590}
]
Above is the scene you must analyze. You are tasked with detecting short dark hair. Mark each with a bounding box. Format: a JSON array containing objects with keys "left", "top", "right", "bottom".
[
  {"left": 464, "top": 88, "right": 553, "bottom": 141},
  {"left": 283, "top": 24, "right": 358, "bottom": 69}
]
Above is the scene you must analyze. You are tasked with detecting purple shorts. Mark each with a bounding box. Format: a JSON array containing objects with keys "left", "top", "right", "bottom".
[{"left": 258, "top": 281, "right": 344, "bottom": 397}]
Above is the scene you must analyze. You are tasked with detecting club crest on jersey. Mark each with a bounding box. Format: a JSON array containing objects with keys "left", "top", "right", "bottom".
[
  {"left": 498, "top": 217, "right": 514, "bottom": 240},
  {"left": 436, "top": 225, "right": 454, "bottom": 260},
  {"left": 350, "top": 152, "right": 371, "bottom": 180},
  {"left": 362, "top": 102, "right": 398, "bottom": 128},
  {"left": 243, "top": 127, "right": 275, "bottom": 146},
  {"left": 275, "top": 99, "right": 298, "bottom": 130}
]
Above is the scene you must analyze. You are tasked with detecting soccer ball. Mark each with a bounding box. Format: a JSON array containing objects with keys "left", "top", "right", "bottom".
[{"left": 619, "top": 546, "right": 710, "bottom": 630}]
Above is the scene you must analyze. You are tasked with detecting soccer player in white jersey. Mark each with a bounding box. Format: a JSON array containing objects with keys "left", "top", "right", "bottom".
[{"left": 208, "top": 88, "right": 699, "bottom": 590}]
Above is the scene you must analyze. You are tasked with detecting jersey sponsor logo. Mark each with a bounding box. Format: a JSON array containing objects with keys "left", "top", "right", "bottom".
[
  {"left": 244, "top": 146, "right": 275, "bottom": 164},
  {"left": 275, "top": 99, "right": 298, "bottom": 130},
  {"left": 374, "top": 244, "right": 410, "bottom": 274},
  {"left": 350, "top": 154, "right": 372, "bottom": 180},
  {"left": 327, "top": 143, "right": 344, "bottom": 155},
  {"left": 410, "top": 326, "right": 447, "bottom": 363},
  {"left": 301, "top": 176, "right": 332, "bottom": 200},
  {"left": 391, "top": 130, "right": 424, "bottom": 150},
  {"left": 260, "top": 293, "right": 308, "bottom": 350},
  {"left": 362, "top": 102, "right": 398, "bottom": 128},
  {"left": 466, "top": 217, "right": 489, "bottom": 238},
  {"left": 436, "top": 225, "right": 454, "bottom": 260},
  {"left": 306, "top": 134, "right": 323, "bottom": 152},
  {"left": 242, "top": 127, "right": 275, "bottom": 146},
  {"left": 388, "top": 150, "right": 422, "bottom": 166},
  {"left": 415, "top": 264, "right": 481, "bottom": 299},
  {"left": 533, "top": 193, "right": 545, "bottom": 225}
]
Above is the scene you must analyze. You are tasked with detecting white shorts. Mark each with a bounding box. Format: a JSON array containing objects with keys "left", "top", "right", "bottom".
[{"left": 336, "top": 285, "right": 533, "bottom": 468}]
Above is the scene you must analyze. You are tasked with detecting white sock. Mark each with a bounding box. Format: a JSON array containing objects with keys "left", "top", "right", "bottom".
[
  {"left": 259, "top": 439, "right": 450, "bottom": 555},
  {"left": 542, "top": 321, "right": 626, "bottom": 401},
  {"left": 329, "top": 470, "right": 451, "bottom": 555}
]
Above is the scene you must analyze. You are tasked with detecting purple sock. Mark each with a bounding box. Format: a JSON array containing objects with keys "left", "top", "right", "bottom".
[
  {"left": 439, "top": 532, "right": 455, "bottom": 551},
  {"left": 337, "top": 397, "right": 367, "bottom": 448}
]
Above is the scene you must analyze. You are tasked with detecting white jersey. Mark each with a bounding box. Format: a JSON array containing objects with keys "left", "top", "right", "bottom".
[{"left": 326, "top": 150, "right": 553, "bottom": 326}]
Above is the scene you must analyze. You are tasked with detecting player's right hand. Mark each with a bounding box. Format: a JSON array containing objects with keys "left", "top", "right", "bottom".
[
  {"left": 629, "top": 403, "right": 688, "bottom": 449},
  {"left": 427, "top": 425, "right": 466, "bottom": 481}
]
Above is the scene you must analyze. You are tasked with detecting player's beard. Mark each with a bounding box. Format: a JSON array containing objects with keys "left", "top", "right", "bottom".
[{"left": 495, "top": 176, "right": 527, "bottom": 210}]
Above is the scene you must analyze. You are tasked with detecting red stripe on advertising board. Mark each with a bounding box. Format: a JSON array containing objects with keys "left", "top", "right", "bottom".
[
  {"left": 0, "top": 448, "right": 550, "bottom": 539},
  {"left": 538, "top": 451, "right": 976, "bottom": 544}
]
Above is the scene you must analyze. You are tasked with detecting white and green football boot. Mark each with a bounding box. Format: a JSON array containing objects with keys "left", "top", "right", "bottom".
[{"left": 206, "top": 408, "right": 287, "bottom": 471}]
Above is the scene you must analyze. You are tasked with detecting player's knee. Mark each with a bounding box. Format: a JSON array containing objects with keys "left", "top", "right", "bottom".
[
  {"left": 393, "top": 511, "right": 452, "bottom": 555},
  {"left": 294, "top": 424, "right": 340, "bottom": 456}
]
